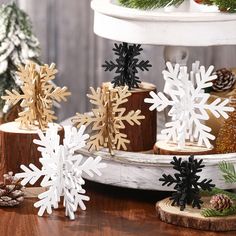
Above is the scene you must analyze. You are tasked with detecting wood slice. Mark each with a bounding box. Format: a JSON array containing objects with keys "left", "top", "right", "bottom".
[
  {"left": 156, "top": 197, "right": 236, "bottom": 231},
  {"left": 103, "top": 82, "right": 157, "bottom": 152},
  {"left": 0, "top": 122, "right": 64, "bottom": 182},
  {"left": 154, "top": 141, "right": 214, "bottom": 155}
]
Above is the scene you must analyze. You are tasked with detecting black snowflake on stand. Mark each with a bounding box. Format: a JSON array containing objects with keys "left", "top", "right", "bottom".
[
  {"left": 102, "top": 42, "right": 152, "bottom": 90},
  {"left": 159, "top": 155, "right": 215, "bottom": 211}
]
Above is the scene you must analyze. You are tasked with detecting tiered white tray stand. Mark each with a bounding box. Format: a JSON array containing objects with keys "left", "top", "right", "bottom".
[{"left": 73, "top": 0, "right": 236, "bottom": 191}]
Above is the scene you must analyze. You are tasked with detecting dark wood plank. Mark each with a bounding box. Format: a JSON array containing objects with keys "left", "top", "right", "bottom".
[{"left": 0, "top": 182, "right": 235, "bottom": 236}]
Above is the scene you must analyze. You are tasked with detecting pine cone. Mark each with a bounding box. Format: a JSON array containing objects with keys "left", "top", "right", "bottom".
[
  {"left": 210, "top": 194, "right": 233, "bottom": 211},
  {"left": 212, "top": 68, "right": 236, "bottom": 92},
  {"left": 0, "top": 172, "right": 24, "bottom": 207}
]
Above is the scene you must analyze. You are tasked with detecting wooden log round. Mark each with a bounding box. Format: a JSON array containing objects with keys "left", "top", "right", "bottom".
[
  {"left": 0, "top": 122, "right": 63, "bottom": 182},
  {"left": 153, "top": 140, "right": 214, "bottom": 155},
  {"left": 0, "top": 103, "right": 21, "bottom": 125},
  {"left": 156, "top": 197, "right": 236, "bottom": 231},
  {"left": 103, "top": 82, "right": 157, "bottom": 152}
]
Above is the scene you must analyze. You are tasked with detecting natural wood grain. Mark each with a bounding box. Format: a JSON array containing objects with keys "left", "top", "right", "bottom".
[
  {"left": 156, "top": 197, "right": 236, "bottom": 232},
  {"left": 122, "top": 82, "right": 157, "bottom": 152},
  {"left": 0, "top": 182, "right": 235, "bottom": 236},
  {"left": 0, "top": 122, "right": 64, "bottom": 181},
  {"left": 0, "top": 103, "right": 21, "bottom": 125},
  {"left": 154, "top": 141, "right": 214, "bottom": 155},
  {"left": 102, "top": 82, "right": 157, "bottom": 152},
  {"left": 24, "top": 187, "right": 48, "bottom": 198}
]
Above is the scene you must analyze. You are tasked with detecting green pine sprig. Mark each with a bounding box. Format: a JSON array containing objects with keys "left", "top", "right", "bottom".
[
  {"left": 201, "top": 187, "right": 236, "bottom": 201},
  {"left": 201, "top": 205, "right": 236, "bottom": 217},
  {"left": 119, "top": 0, "right": 184, "bottom": 10},
  {"left": 202, "top": 0, "right": 236, "bottom": 13},
  {"left": 119, "top": 0, "right": 236, "bottom": 12},
  {"left": 219, "top": 161, "right": 236, "bottom": 184}
]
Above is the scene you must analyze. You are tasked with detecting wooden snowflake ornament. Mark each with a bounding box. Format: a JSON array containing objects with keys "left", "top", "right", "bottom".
[
  {"left": 15, "top": 124, "right": 106, "bottom": 220},
  {"left": 72, "top": 86, "right": 145, "bottom": 154},
  {"left": 1, "top": 62, "right": 71, "bottom": 129},
  {"left": 145, "top": 62, "right": 234, "bottom": 149}
]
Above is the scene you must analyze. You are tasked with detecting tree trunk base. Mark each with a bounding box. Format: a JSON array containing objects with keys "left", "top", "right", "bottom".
[
  {"left": 153, "top": 140, "right": 214, "bottom": 155},
  {"left": 103, "top": 82, "right": 157, "bottom": 152},
  {"left": 156, "top": 197, "right": 236, "bottom": 231},
  {"left": 0, "top": 122, "right": 63, "bottom": 182}
]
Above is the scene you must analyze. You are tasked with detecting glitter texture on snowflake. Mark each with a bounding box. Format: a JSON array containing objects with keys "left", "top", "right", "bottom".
[
  {"left": 102, "top": 42, "right": 152, "bottom": 90},
  {"left": 2, "top": 62, "right": 71, "bottom": 130},
  {"left": 145, "top": 62, "right": 234, "bottom": 149},
  {"left": 15, "top": 124, "right": 106, "bottom": 220},
  {"left": 72, "top": 86, "right": 145, "bottom": 154}
]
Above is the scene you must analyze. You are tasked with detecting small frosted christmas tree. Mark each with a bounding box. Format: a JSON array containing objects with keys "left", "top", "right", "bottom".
[{"left": 0, "top": 2, "right": 41, "bottom": 113}]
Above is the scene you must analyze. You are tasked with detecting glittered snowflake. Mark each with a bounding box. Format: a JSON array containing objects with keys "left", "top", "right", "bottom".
[
  {"left": 15, "top": 124, "right": 106, "bottom": 220},
  {"left": 102, "top": 42, "right": 152, "bottom": 90},
  {"left": 145, "top": 62, "right": 234, "bottom": 149},
  {"left": 2, "top": 62, "right": 71, "bottom": 130},
  {"left": 160, "top": 155, "right": 215, "bottom": 211},
  {"left": 72, "top": 86, "right": 145, "bottom": 154}
]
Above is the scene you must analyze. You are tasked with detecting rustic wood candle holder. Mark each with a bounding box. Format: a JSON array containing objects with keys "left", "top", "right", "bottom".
[{"left": 0, "top": 122, "right": 64, "bottom": 181}]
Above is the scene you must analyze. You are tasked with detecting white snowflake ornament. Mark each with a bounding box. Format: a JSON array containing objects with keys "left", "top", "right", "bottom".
[
  {"left": 145, "top": 62, "right": 234, "bottom": 149},
  {"left": 15, "top": 124, "right": 106, "bottom": 220}
]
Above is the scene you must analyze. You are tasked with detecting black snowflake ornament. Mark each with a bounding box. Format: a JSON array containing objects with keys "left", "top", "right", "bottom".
[
  {"left": 102, "top": 42, "right": 152, "bottom": 90},
  {"left": 159, "top": 155, "right": 215, "bottom": 211}
]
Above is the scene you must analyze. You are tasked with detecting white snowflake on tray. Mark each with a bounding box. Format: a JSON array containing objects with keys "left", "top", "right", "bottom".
[
  {"left": 15, "top": 124, "right": 106, "bottom": 220},
  {"left": 145, "top": 62, "right": 234, "bottom": 149}
]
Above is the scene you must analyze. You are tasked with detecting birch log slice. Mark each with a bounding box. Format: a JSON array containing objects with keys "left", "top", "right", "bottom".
[
  {"left": 103, "top": 82, "right": 157, "bottom": 152},
  {"left": 156, "top": 197, "right": 236, "bottom": 231},
  {"left": 154, "top": 141, "right": 214, "bottom": 155},
  {"left": 0, "top": 122, "right": 63, "bottom": 181}
]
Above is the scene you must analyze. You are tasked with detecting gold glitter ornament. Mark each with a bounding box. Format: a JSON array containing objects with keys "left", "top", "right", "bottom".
[{"left": 216, "top": 97, "right": 236, "bottom": 153}]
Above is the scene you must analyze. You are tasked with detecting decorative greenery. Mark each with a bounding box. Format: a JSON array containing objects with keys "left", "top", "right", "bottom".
[
  {"left": 201, "top": 0, "right": 236, "bottom": 13},
  {"left": 102, "top": 42, "right": 152, "bottom": 90},
  {"left": 200, "top": 162, "right": 236, "bottom": 218},
  {"left": 0, "top": 2, "right": 41, "bottom": 113},
  {"left": 119, "top": 0, "right": 184, "bottom": 9},
  {"left": 159, "top": 155, "right": 215, "bottom": 211},
  {"left": 119, "top": 0, "right": 236, "bottom": 12},
  {"left": 201, "top": 187, "right": 236, "bottom": 201},
  {"left": 201, "top": 205, "right": 236, "bottom": 217},
  {"left": 219, "top": 161, "right": 236, "bottom": 184}
]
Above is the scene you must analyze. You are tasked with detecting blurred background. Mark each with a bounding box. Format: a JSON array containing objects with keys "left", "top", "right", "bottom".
[{"left": 1, "top": 0, "right": 236, "bottom": 121}]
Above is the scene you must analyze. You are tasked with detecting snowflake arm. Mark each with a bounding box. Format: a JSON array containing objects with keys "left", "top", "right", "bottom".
[
  {"left": 33, "top": 123, "right": 61, "bottom": 156},
  {"left": 196, "top": 97, "right": 234, "bottom": 120},
  {"left": 49, "top": 86, "right": 71, "bottom": 102},
  {"left": 15, "top": 164, "right": 51, "bottom": 186},
  {"left": 79, "top": 156, "right": 107, "bottom": 177},
  {"left": 63, "top": 125, "right": 89, "bottom": 153},
  {"left": 34, "top": 184, "right": 58, "bottom": 216},
  {"left": 1, "top": 89, "right": 26, "bottom": 105},
  {"left": 144, "top": 91, "right": 174, "bottom": 111}
]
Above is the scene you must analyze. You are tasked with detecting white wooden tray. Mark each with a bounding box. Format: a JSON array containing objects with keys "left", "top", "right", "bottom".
[
  {"left": 91, "top": 0, "right": 236, "bottom": 46},
  {"left": 78, "top": 148, "right": 236, "bottom": 191},
  {"left": 61, "top": 118, "right": 236, "bottom": 191}
]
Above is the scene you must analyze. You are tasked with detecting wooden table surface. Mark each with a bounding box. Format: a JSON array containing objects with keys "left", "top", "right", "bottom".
[{"left": 0, "top": 181, "right": 236, "bottom": 236}]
